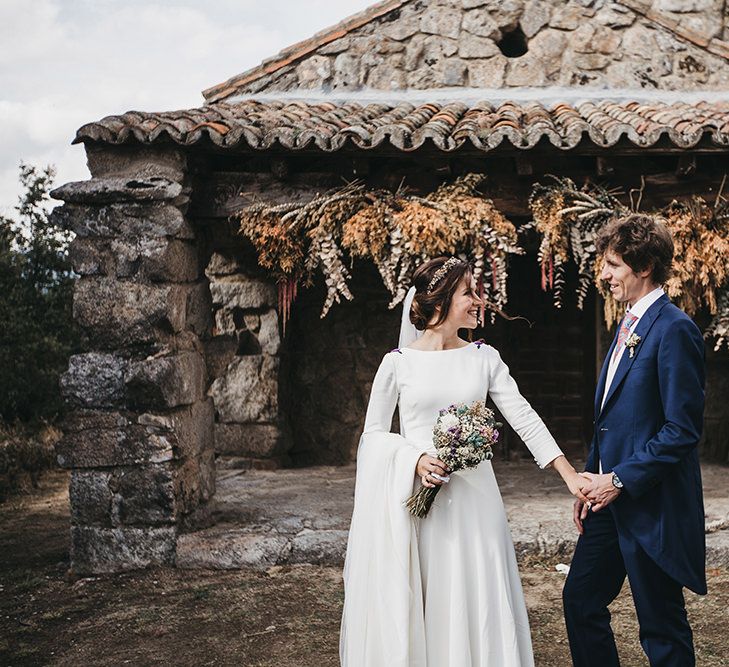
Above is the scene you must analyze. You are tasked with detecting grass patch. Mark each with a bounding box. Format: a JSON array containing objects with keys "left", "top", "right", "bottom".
[
  {"left": 11, "top": 572, "right": 48, "bottom": 594},
  {"left": 191, "top": 586, "right": 212, "bottom": 601}
]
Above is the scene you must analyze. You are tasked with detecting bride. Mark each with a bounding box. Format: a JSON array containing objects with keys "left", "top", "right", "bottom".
[{"left": 340, "top": 256, "right": 588, "bottom": 667}]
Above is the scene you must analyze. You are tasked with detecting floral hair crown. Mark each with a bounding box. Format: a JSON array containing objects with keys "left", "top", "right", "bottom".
[{"left": 426, "top": 257, "right": 462, "bottom": 294}]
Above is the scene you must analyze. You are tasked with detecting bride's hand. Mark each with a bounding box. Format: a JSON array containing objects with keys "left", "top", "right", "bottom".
[
  {"left": 565, "top": 471, "right": 590, "bottom": 503},
  {"left": 416, "top": 454, "right": 450, "bottom": 488},
  {"left": 550, "top": 455, "right": 590, "bottom": 503}
]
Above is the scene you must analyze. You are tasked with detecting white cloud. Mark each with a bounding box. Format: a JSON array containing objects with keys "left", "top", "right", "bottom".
[
  {"left": 0, "top": 0, "right": 373, "bottom": 215},
  {"left": 0, "top": 0, "right": 66, "bottom": 66}
]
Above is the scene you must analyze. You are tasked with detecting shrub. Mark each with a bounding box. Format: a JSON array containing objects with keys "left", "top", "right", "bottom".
[
  {"left": 0, "top": 423, "right": 60, "bottom": 502},
  {"left": 0, "top": 164, "right": 79, "bottom": 422}
]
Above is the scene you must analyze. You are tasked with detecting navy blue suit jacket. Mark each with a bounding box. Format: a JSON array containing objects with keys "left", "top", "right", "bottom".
[{"left": 587, "top": 294, "right": 706, "bottom": 595}]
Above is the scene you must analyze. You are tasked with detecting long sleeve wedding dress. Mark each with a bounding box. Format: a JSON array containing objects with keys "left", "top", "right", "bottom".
[{"left": 340, "top": 341, "right": 563, "bottom": 667}]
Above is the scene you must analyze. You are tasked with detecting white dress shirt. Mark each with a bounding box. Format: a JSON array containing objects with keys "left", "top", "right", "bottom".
[{"left": 599, "top": 286, "right": 665, "bottom": 472}]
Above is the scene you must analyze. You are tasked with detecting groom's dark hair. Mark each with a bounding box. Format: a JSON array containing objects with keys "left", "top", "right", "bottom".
[{"left": 596, "top": 213, "right": 674, "bottom": 285}]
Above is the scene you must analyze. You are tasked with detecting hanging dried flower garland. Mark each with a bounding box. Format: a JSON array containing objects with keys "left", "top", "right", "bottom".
[
  {"left": 663, "top": 195, "right": 729, "bottom": 350},
  {"left": 428, "top": 175, "right": 523, "bottom": 323},
  {"left": 236, "top": 174, "right": 523, "bottom": 327},
  {"left": 705, "top": 289, "right": 729, "bottom": 351},
  {"left": 237, "top": 172, "right": 729, "bottom": 350},
  {"left": 527, "top": 176, "right": 624, "bottom": 311},
  {"left": 662, "top": 196, "right": 729, "bottom": 316},
  {"left": 527, "top": 176, "right": 729, "bottom": 350},
  {"left": 238, "top": 182, "right": 370, "bottom": 331}
]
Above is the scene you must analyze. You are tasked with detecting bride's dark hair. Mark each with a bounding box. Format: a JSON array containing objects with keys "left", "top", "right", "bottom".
[{"left": 410, "top": 257, "right": 473, "bottom": 331}]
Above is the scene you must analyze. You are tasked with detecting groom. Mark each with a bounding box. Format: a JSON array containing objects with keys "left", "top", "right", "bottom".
[{"left": 563, "top": 214, "right": 706, "bottom": 667}]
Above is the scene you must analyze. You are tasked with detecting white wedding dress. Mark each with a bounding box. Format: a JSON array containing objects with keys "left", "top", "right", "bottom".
[{"left": 340, "top": 341, "right": 563, "bottom": 667}]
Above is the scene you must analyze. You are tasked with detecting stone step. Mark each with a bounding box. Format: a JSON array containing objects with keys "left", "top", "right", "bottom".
[
  {"left": 176, "top": 526, "right": 348, "bottom": 569},
  {"left": 706, "top": 531, "right": 729, "bottom": 569},
  {"left": 176, "top": 525, "right": 729, "bottom": 570},
  {"left": 175, "top": 462, "right": 729, "bottom": 571}
]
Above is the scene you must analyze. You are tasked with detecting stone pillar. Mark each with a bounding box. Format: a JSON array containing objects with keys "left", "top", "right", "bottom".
[
  {"left": 51, "top": 145, "right": 215, "bottom": 574},
  {"left": 204, "top": 253, "right": 291, "bottom": 469}
]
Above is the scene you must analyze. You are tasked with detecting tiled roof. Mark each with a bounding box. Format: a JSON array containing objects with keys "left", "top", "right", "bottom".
[{"left": 73, "top": 99, "right": 729, "bottom": 152}]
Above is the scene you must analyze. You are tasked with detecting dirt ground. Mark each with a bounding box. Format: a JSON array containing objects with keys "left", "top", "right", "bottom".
[{"left": 1, "top": 471, "right": 728, "bottom": 667}]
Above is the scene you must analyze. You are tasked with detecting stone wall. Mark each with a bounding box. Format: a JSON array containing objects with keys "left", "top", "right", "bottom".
[
  {"left": 285, "top": 264, "right": 403, "bottom": 466},
  {"left": 649, "top": 0, "right": 725, "bottom": 41},
  {"left": 204, "top": 252, "right": 291, "bottom": 469},
  {"left": 700, "top": 340, "right": 729, "bottom": 464},
  {"left": 236, "top": 0, "right": 729, "bottom": 94},
  {"left": 483, "top": 254, "right": 595, "bottom": 461},
  {"left": 51, "top": 146, "right": 216, "bottom": 574}
]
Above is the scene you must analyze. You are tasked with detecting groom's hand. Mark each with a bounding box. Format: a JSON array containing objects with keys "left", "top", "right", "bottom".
[
  {"left": 572, "top": 499, "right": 589, "bottom": 535},
  {"left": 582, "top": 472, "right": 621, "bottom": 512}
]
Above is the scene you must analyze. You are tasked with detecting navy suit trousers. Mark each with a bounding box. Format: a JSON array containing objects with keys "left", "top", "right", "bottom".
[{"left": 563, "top": 508, "right": 694, "bottom": 667}]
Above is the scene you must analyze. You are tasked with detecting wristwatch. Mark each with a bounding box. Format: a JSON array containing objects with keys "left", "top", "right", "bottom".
[{"left": 611, "top": 472, "right": 624, "bottom": 490}]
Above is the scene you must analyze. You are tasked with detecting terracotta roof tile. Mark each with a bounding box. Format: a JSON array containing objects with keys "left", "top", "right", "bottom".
[{"left": 73, "top": 99, "right": 729, "bottom": 153}]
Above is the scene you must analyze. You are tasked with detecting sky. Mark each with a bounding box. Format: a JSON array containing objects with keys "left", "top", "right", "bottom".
[{"left": 0, "top": 0, "right": 373, "bottom": 216}]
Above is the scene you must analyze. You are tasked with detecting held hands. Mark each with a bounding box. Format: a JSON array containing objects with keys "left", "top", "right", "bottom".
[
  {"left": 416, "top": 454, "right": 450, "bottom": 489},
  {"left": 564, "top": 470, "right": 590, "bottom": 504},
  {"left": 572, "top": 472, "right": 622, "bottom": 534},
  {"left": 581, "top": 472, "right": 621, "bottom": 512},
  {"left": 551, "top": 456, "right": 590, "bottom": 504}
]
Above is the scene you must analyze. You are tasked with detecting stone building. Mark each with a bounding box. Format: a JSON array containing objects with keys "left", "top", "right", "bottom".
[{"left": 53, "top": 0, "right": 729, "bottom": 573}]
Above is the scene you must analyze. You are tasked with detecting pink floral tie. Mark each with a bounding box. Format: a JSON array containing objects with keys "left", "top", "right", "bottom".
[{"left": 612, "top": 312, "right": 638, "bottom": 362}]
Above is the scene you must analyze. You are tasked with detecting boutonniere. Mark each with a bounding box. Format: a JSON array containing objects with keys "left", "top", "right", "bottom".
[{"left": 625, "top": 333, "right": 641, "bottom": 358}]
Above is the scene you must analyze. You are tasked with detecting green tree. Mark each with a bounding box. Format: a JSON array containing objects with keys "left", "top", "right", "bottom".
[{"left": 0, "top": 164, "right": 79, "bottom": 422}]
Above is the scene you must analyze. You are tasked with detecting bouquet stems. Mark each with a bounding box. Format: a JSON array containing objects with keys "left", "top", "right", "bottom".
[{"left": 406, "top": 486, "right": 440, "bottom": 518}]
